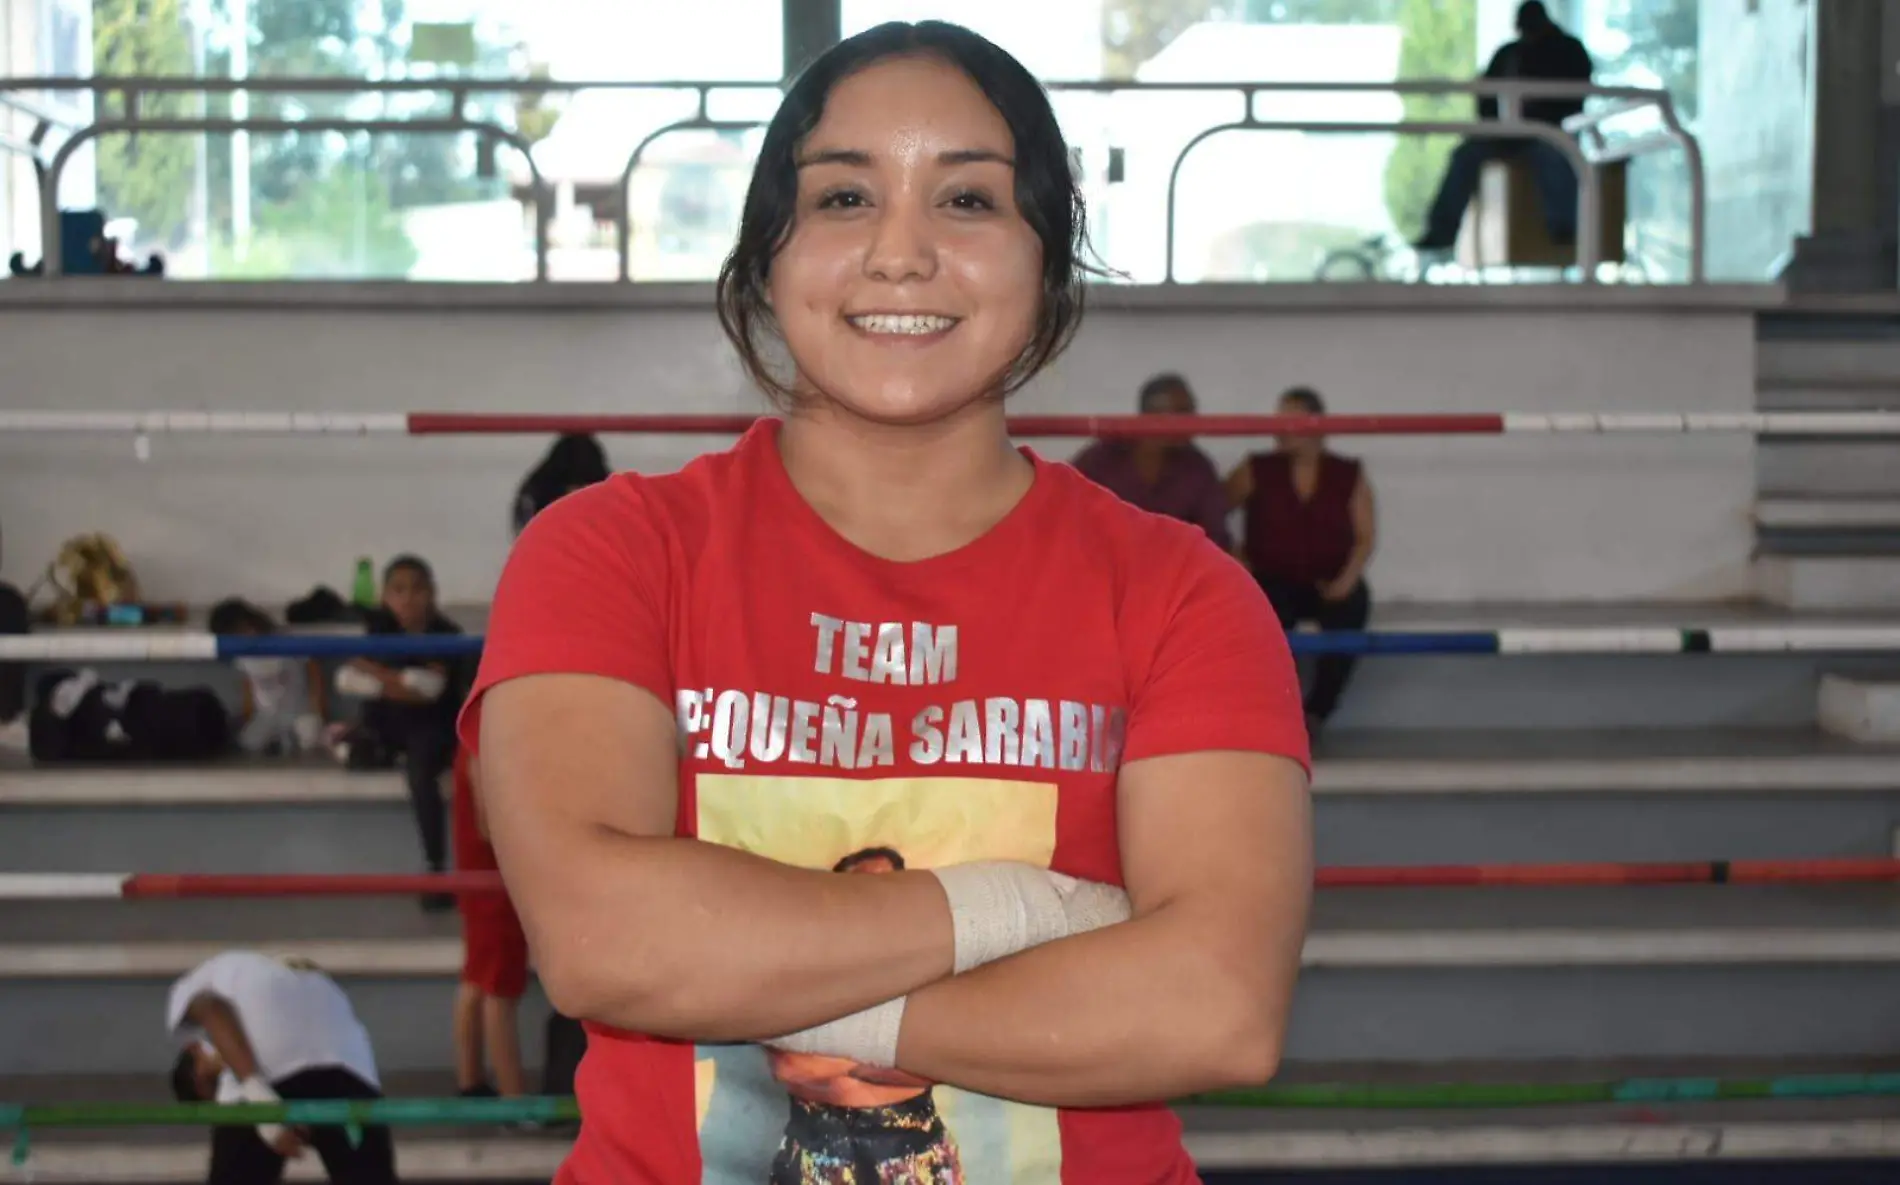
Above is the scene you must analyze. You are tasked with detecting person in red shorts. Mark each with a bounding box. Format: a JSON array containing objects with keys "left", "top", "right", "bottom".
[
  {"left": 459, "top": 19, "right": 1313, "bottom": 1185},
  {"left": 449, "top": 747, "right": 529, "bottom": 1100}
]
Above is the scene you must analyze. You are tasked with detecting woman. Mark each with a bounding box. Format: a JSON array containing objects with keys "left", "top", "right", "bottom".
[
  {"left": 1226, "top": 387, "right": 1377, "bottom": 733},
  {"left": 465, "top": 21, "right": 1312, "bottom": 1185}
]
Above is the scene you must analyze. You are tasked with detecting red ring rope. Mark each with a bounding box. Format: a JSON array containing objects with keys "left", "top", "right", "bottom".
[
  {"left": 406, "top": 412, "right": 1507, "bottom": 438},
  {"left": 87, "top": 858, "right": 1900, "bottom": 900}
]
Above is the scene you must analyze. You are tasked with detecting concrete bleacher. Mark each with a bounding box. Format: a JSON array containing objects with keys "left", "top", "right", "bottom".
[
  {"left": 1754, "top": 313, "right": 1900, "bottom": 614},
  {"left": 6, "top": 298, "right": 1900, "bottom": 1174}
]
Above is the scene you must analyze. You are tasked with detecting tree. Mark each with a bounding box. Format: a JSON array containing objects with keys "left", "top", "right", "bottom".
[
  {"left": 1594, "top": 0, "right": 1696, "bottom": 121},
  {"left": 92, "top": 0, "right": 196, "bottom": 247},
  {"left": 1381, "top": 0, "right": 1475, "bottom": 238}
]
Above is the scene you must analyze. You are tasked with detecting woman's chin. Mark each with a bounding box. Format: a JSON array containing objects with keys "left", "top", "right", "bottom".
[{"left": 815, "top": 384, "right": 995, "bottom": 428}]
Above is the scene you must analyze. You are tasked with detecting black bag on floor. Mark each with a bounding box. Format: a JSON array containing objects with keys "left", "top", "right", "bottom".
[
  {"left": 542, "top": 1011, "right": 587, "bottom": 1098},
  {"left": 29, "top": 668, "right": 229, "bottom": 762},
  {"left": 0, "top": 581, "right": 25, "bottom": 722}
]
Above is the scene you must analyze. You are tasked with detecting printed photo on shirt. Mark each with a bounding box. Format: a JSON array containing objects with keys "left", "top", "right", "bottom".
[{"left": 694, "top": 774, "right": 1061, "bottom": 1185}]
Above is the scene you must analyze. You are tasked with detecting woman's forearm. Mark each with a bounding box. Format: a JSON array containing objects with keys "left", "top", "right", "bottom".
[
  {"left": 515, "top": 832, "right": 956, "bottom": 1043},
  {"left": 892, "top": 904, "right": 1291, "bottom": 1108}
]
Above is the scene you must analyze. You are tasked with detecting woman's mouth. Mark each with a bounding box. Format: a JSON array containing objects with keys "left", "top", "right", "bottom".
[{"left": 846, "top": 313, "right": 961, "bottom": 337}]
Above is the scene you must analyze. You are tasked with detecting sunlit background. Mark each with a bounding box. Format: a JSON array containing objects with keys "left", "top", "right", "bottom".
[{"left": 0, "top": 0, "right": 1803, "bottom": 283}]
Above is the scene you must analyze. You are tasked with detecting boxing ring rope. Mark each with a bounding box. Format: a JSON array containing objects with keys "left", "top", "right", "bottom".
[
  {"left": 7, "top": 858, "right": 1900, "bottom": 901},
  {"left": 5, "top": 410, "right": 1900, "bottom": 437},
  {"left": 6, "top": 1071, "right": 1900, "bottom": 1157},
  {"left": 11, "top": 626, "right": 1900, "bottom": 662}
]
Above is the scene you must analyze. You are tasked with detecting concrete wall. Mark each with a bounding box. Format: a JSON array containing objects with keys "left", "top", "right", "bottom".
[{"left": 0, "top": 284, "right": 1766, "bottom": 608}]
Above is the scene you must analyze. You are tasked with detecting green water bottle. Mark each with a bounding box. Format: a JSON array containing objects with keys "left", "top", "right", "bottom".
[{"left": 352, "top": 557, "right": 377, "bottom": 610}]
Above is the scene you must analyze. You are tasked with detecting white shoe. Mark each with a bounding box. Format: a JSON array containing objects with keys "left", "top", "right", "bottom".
[{"left": 0, "top": 715, "right": 27, "bottom": 753}]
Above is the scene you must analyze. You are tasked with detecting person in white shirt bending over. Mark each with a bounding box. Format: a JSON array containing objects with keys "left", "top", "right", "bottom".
[{"left": 167, "top": 950, "right": 399, "bottom": 1185}]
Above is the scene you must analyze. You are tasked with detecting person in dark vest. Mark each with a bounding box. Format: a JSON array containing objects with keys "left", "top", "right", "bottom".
[
  {"left": 1227, "top": 387, "right": 1377, "bottom": 734},
  {"left": 1411, "top": 0, "right": 1594, "bottom": 253}
]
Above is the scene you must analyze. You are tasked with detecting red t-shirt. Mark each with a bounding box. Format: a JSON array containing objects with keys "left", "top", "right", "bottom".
[{"left": 461, "top": 420, "right": 1307, "bottom": 1185}]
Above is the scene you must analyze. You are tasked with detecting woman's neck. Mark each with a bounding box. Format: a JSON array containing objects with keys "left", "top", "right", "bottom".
[{"left": 778, "top": 401, "right": 1031, "bottom": 563}]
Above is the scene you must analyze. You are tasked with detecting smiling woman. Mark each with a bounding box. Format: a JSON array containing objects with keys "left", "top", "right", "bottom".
[{"left": 463, "top": 19, "right": 1314, "bottom": 1185}]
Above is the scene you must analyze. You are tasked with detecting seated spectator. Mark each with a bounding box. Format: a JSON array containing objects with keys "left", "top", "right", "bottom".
[
  {"left": 333, "top": 555, "right": 465, "bottom": 908},
  {"left": 1412, "top": 1, "right": 1593, "bottom": 253},
  {"left": 1227, "top": 387, "right": 1377, "bottom": 733},
  {"left": 209, "top": 598, "right": 326, "bottom": 756},
  {"left": 513, "top": 434, "right": 612, "bottom": 535},
  {"left": 451, "top": 748, "right": 530, "bottom": 1102},
  {"left": 167, "top": 949, "right": 397, "bottom": 1184},
  {"left": 1072, "top": 373, "right": 1231, "bottom": 550}
]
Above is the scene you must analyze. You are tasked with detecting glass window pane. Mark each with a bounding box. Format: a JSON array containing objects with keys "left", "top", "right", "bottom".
[{"left": 65, "top": 0, "right": 781, "bottom": 279}]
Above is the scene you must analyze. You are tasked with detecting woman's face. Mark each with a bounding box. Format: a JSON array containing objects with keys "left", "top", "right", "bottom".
[
  {"left": 768, "top": 55, "right": 1044, "bottom": 425},
  {"left": 1276, "top": 396, "right": 1323, "bottom": 455}
]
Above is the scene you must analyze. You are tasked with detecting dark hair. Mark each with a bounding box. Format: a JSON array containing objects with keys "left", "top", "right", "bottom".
[
  {"left": 383, "top": 554, "right": 434, "bottom": 589},
  {"left": 716, "top": 20, "right": 1090, "bottom": 404},
  {"left": 208, "top": 597, "right": 275, "bottom": 636},
  {"left": 1137, "top": 372, "right": 1192, "bottom": 410},
  {"left": 169, "top": 1047, "right": 203, "bottom": 1102},
  {"left": 834, "top": 845, "right": 906, "bottom": 873},
  {"left": 1279, "top": 386, "right": 1326, "bottom": 415},
  {"left": 514, "top": 434, "right": 611, "bottom": 536},
  {"left": 1516, "top": 1, "right": 1552, "bottom": 33}
]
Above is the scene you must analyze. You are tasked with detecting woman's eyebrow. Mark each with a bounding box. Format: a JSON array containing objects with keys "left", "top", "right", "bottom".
[{"left": 794, "top": 147, "right": 1016, "bottom": 169}]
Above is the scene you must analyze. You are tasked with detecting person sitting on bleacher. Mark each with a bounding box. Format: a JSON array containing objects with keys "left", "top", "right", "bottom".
[
  {"left": 1411, "top": 1, "right": 1594, "bottom": 253},
  {"left": 167, "top": 949, "right": 398, "bottom": 1185},
  {"left": 209, "top": 598, "right": 327, "bottom": 757},
  {"left": 1227, "top": 387, "right": 1377, "bottom": 736},
  {"left": 333, "top": 554, "right": 465, "bottom": 909}
]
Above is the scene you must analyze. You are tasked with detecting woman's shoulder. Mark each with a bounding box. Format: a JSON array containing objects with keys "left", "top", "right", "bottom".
[
  {"left": 520, "top": 436, "right": 761, "bottom": 561},
  {"left": 1041, "top": 460, "right": 1234, "bottom": 576}
]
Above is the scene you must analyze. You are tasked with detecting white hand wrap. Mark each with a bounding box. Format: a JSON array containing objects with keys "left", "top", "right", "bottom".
[
  {"left": 765, "top": 996, "right": 906, "bottom": 1067},
  {"left": 928, "top": 862, "right": 1131, "bottom": 974},
  {"left": 399, "top": 667, "right": 447, "bottom": 701},
  {"left": 236, "top": 1075, "right": 288, "bottom": 1149},
  {"left": 333, "top": 666, "right": 383, "bottom": 700},
  {"left": 928, "top": 862, "right": 1066, "bottom": 974},
  {"left": 1048, "top": 872, "right": 1135, "bottom": 933}
]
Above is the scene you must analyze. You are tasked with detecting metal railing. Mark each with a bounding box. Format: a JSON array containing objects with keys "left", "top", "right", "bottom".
[
  {"left": 0, "top": 75, "right": 1704, "bottom": 283},
  {"left": 0, "top": 92, "right": 84, "bottom": 182}
]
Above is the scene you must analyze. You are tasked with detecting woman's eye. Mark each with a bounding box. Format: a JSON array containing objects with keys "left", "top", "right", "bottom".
[
  {"left": 947, "top": 190, "right": 995, "bottom": 212},
  {"left": 816, "top": 189, "right": 867, "bottom": 210}
]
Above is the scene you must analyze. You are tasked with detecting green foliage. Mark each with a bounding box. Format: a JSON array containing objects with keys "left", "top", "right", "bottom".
[
  {"left": 214, "top": 162, "right": 417, "bottom": 278},
  {"left": 1381, "top": 0, "right": 1475, "bottom": 238},
  {"left": 91, "top": 0, "right": 196, "bottom": 247},
  {"left": 1595, "top": 0, "right": 1697, "bottom": 120}
]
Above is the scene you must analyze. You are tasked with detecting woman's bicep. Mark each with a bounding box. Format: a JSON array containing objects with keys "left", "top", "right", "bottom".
[
  {"left": 479, "top": 673, "right": 677, "bottom": 851},
  {"left": 1118, "top": 750, "right": 1311, "bottom": 924},
  {"left": 477, "top": 674, "right": 679, "bottom": 965}
]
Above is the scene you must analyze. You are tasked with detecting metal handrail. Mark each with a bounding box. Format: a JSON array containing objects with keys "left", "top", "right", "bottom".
[
  {"left": 2, "top": 75, "right": 1703, "bottom": 284},
  {"left": 0, "top": 90, "right": 84, "bottom": 184},
  {"left": 40, "top": 117, "right": 552, "bottom": 279},
  {"left": 1564, "top": 98, "right": 1704, "bottom": 284}
]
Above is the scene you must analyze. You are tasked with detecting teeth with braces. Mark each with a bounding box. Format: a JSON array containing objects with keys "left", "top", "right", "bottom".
[{"left": 849, "top": 314, "right": 958, "bottom": 336}]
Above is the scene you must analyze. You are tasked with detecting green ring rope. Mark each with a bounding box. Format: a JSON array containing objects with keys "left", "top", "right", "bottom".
[{"left": 5, "top": 1073, "right": 1898, "bottom": 1129}]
